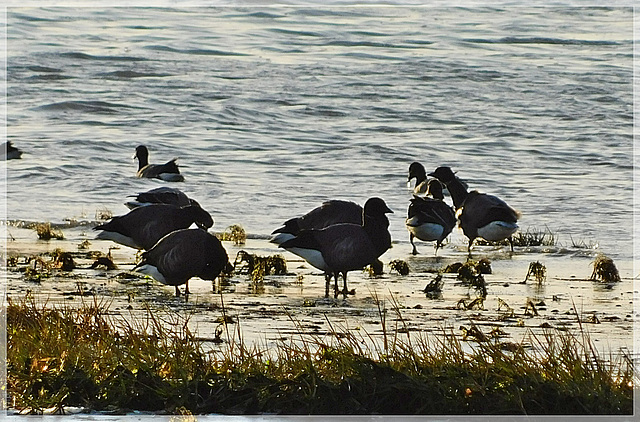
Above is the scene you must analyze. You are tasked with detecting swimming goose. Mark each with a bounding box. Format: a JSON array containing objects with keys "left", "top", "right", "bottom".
[
  {"left": 405, "top": 179, "right": 456, "bottom": 255},
  {"left": 429, "top": 166, "right": 519, "bottom": 254},
  {"left": 134, "top": 145, "right": 184, "bottom": 182},
  {"left": 2, "top": 141, "right": 22, "bottom": 160},
  {"left": 124, "top": 186, "right": 200, "bottom": 210},
  {"left": 407, "top": 162, "right": 429, "bottom": 195},
  {"left": 93, "top": 203, "right": 213, "bottom": 250},
  {"left": 279, "top": 197, "right": 393, "bottom": 297},
  {"left": 132, "top": 228, "right": 232, "bottom": 296}
]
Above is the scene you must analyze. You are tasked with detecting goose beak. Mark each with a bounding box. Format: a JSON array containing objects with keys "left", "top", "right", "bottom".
[{"left": 385, "top": 206, "right": 394, "bottom": 214}]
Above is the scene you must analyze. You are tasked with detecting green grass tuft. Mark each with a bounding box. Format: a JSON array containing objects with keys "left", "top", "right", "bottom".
[{"left": 7, "top": 295, "right": 634, "bottom": 415}]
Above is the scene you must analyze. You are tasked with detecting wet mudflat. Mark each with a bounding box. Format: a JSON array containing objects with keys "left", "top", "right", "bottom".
[{"left": 5, "top": 223, "right": 634, "bottom": 360}]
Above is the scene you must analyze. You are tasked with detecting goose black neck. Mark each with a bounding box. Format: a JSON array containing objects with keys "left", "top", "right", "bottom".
[
  {"left": 363, "top": 213, "right": 391, "bottom": 252},
  {"left": 136, "top": 147, "right": 149, "bottom": 170},
  {"left": 443, "top": 177, "right": 468, "bottom": 209}
]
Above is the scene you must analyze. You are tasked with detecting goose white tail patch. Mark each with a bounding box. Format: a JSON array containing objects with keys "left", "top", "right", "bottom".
[
  {"left": 95, "top": 231, "right": 141, "bottom": 249},
  {"left": 133, "top": 264, "right": 167, "bottom": 284},
  {"left": 406, "top": 221, "right": 444, "bottom": 242},
  {"left": 477, "top": 221, "right": 518, "bottom": 242},
  {"left": 284, "top": 247, "right": 329, "bottom": 272},
  {"left": 269, "top": 232, "right": 295, "bottom": 245}
]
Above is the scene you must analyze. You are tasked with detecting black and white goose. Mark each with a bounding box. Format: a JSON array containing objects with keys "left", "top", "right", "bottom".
[
  {"left": 134, "top": 145, "right": 184, "bottom": 182},
  {"left": 2, "top": 141, "right": 23, "bottom": 160},
  {"left": 407, "top": 162, "right": 429, "bottom": 195},
  {"left": 132, "top": 228, "right": 232, "bottom": 296},
  {"left": 270, "top": 200, "right": 363, "bottom": 246},
  {"left": 125, "top": 187, "right": 200, "bottom": 210},
  {"left": 93, "top": 203, "right": 213, "bottom": 250},
  {"left": 429, "top": 166, "right": 519, "bottom": 254},
  {"left": 279, "top": 197, "right": 393, "bottom": 297},
  {"left": 405, "top": 179, "right": 456, "bottom": 255}
]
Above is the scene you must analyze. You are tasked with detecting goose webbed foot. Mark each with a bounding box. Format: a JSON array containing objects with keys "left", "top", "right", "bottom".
[{"left": 175, "top": 282, "right": 190, "bottom": 298}]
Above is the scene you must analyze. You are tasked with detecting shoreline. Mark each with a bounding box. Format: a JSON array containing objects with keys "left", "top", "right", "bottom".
[{"left": 3, "top": 223, "right": 634, "bottom": 362}]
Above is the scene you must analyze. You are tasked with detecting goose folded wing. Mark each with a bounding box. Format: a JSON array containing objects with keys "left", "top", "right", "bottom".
[
  {"left": 462, "top": 193, "right": 518, "bottom": 229},
  {"left": 315, "top": 225, "right": 378, "bottom": 271}
]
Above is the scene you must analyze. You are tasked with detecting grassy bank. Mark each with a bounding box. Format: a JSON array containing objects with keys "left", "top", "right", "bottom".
[{"left": 7, "top": 295, "right": 634, "bottom": 415}]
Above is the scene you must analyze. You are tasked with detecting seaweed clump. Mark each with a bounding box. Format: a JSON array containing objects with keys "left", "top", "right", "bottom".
[
  {"left": 453, "top": 259, "right": 490, "bottom": 298},
  {"left": 524, "top": 261, "right": 547, "bottom": 284},
  {"left": 423, "top": 274, "right": 444, "bottom": 299},
  {"left": 233, "top": 250, "right": 287, "bottom": 282},
  {"left": 35, "top": 223, "right": 64, "bottom": 240},
  {"left": 590, "top": 254, "right": 621, "bottom": 283},
  {"left": 220, "top": 224, "right": 247, "bottom": 245},
  {"left": 389, "top": 260, "right": 410, "bottom": 276}
]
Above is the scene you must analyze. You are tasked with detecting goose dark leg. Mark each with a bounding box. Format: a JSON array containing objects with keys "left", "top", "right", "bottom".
[
  {"left": 175, "top": 286, "right": 181, "bottom": 297},
  {"left": 509, "top": 236, "right": 514, "bottom": 252},
  {"left": 333, "top": 272, "right": 340, "bottom": 298},
  {"left": 324, "top": 273, "right": 332, "bottom": 298},
  {"left": 410, "top": 233, "right": 418, "bottom": 255},
  {"left": 467, "top": 238, "right": 474, "bottom": 258},
  {"left": 341, "top": 272, "right": 350, "bottom": 297}
]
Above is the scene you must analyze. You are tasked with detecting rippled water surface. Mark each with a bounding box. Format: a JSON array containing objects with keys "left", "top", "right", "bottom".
[{"left": 5, "top": 7, "right": 634, "bottom": 260}]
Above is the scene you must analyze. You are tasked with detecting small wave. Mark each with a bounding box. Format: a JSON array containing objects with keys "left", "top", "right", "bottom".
[
  {"left": 27, "top": 74, "right": 73, "bottom": 81},
  {"left": 143, "top": 45, "right": 250, "bottom": 57},
  {"left": 97, "top": 70, "right": 172, "bottom": 79},
  {"left": 35, "top": 101, "right": 138, "bottom": 114},
  {"left": 60, "top": 52, "right": 147, "bottom": 61},
  {"left": 326, "top": 40, "right": 413, "bottom": 49},
  {"left": 4, "top": 219, "right": 98, "bottom": 229},
  {"left": 465, "top": 37, "right": 620, "bottom": 46},
  {"left": 27, "top": 65, "right": 63, "bottom": 73},
  {"left": 269, "top": 28, "right": 323, "bottom": 38},
  {"left": 246, "top": 12, "right": 284, "bottom": 19}
]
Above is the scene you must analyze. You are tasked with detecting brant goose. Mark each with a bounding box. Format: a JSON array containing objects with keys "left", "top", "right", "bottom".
[
  {"left": 132, "top": 228, "right": 232, "bottom": 296},
  {"left": 279, "top": 197, "right": 393, "bottom": 297},
  {"left": 93, "top": 203, "right": 213, "bottom": 250},
  {"left": 134, "top": 145, "right": 184, "bottom": 182},
  {"left": 270, "top": 200, "right": 363, "bottom": 245},
  {"left": 2, "top": 142, "right": 22, "bottom": 160},
  {"left": 270, "top": 199, "right": 384, "bottom": 276},
  {"left": 125, "top": 187, "right": 200, "bottom": 210},
  {"left": 405, "top": 179, "right": 456, "bottom": 255},
  {"left": 407, "top": 162, "right": 429, "bottom": 195},
  {"left": 429, "top": 166, "right": 519, "bottom": 254}
]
